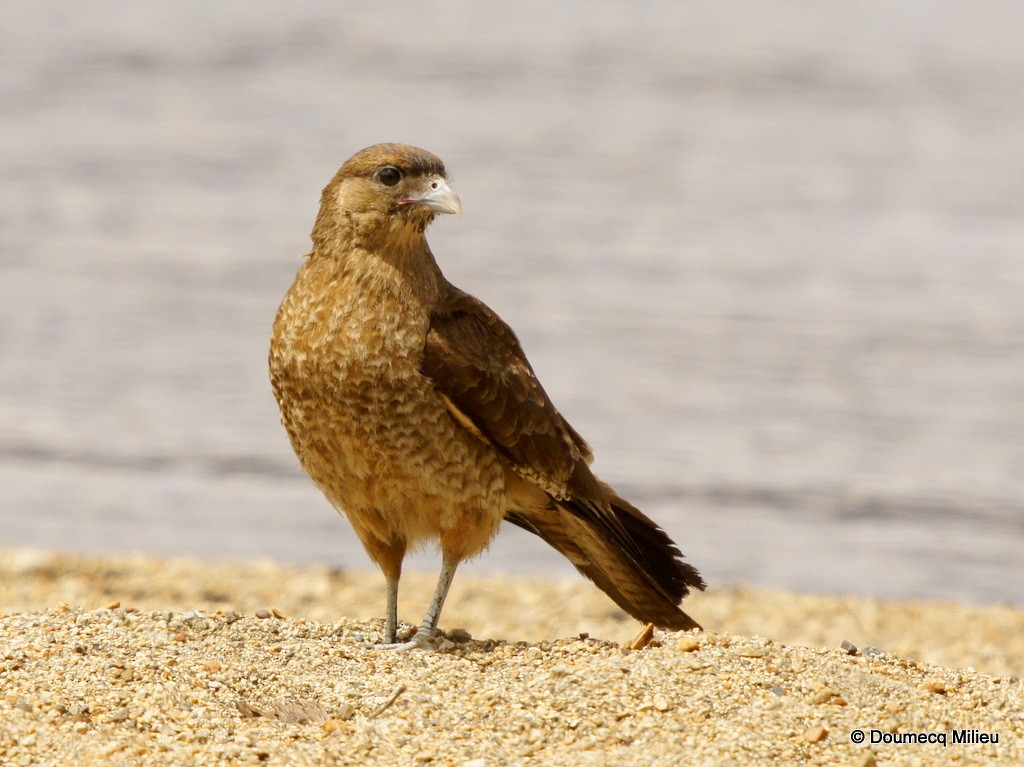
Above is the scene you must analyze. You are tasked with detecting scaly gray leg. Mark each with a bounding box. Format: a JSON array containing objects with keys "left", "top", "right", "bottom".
[
  {"left": 376, "top": 557, "right": 458, "bottom": 651},
  {"left": 383, "top": 576, "right": 399, "bottom": 644}
]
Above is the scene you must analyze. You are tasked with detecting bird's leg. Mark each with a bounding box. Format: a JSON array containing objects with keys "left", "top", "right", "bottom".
[
  {"left": 383, "top": 576, "right": 399, "bottom": 644},
  {"left": 366, "top": 536, "right": 406, "bottom": 645},
  {"left": 417, "top": 555, "right": 458, "bottom": 634},
  {"left": 376, "top": 556, "right": 459, "bottom": 651}
]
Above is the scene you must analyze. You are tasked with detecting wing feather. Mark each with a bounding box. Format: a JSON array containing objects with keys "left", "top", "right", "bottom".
[
  {"left": 422, "top": 286, "right": 593, "bottom": 499},
  {"left": 422, "top": 284, "right": 705, "bottom": 629}
]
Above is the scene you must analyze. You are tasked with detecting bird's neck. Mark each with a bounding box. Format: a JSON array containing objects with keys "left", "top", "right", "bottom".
[{"left": 311, "top": 223, "right": 444, "bottom": 309}]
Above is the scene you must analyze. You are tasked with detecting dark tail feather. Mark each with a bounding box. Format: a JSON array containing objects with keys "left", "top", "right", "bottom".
[{"left": 506, "top": 483, "right": 705, "bottom": 632}]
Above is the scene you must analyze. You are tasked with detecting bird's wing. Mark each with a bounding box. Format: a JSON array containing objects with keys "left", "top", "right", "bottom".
[
  {"left": 424, "top": 285, "right": 706, "bottom": 630},
  {"left": 422, "top": 285, "right": 595, "bottom": 500}
]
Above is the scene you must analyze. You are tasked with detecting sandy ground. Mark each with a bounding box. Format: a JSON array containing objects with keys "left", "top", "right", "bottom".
[{"left": 0, "top": 549, "right": 1021, "bottom": 766}]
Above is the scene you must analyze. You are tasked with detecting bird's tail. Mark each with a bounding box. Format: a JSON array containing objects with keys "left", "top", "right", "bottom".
[{"left": 506, "top": 482, "right": 705, "bottom": 631}]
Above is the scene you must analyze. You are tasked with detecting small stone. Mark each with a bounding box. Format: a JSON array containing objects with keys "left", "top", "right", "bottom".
[
  {"left": 255, "top": 610, "right": 272, "bottom": 619},
  {"left": 72, "top": 721, "right": 89, "bottom": 734},
  {"left": 920, "top": 679, "right": 951, "bottom": 695},
  {"left": 652, "top": 695, "right": 671, "bottom": 712},
  {"left": 323, "top": 718, "right": 352, "bottom": 736},
  {"left": 770, "top": 685, "right": 785, "bottom": 696},
  {"left": 109, "top": 707, "right": 130, "bottom": 722},
  {"left": 855, "top": 751, "right": 879, "bottom": 767},
  {"left": 105, "top": 600, "right": 121, "bottom": 610},
  {"left": 201, "top": 660, "right": 222, "bottom": 673},
  {"left": 447, "top": 627, "right": 472, "bottom": 643},
  {"left": 676, "top": 637, "right": 699, "bottom": 653},
  {"left": 840, "top": 640, "right": 858, "bottom": 655},
  {"left": 626, "top": 623, "right": 655, "bottom": 651},
  {"left": 810, "top": 688, "right": 836, "bottom": 704},
  {"left": 862, "top": 646, "right": 884, "bottom": 657},
  {"left": 801, "top": 725, "right": 828, "bottom": 743},
  {"left": 735, "top": 646, "right": 764, "bottom": 658},
  {"left": 271, "top": 608, "right": 286, "bottom": 619}
]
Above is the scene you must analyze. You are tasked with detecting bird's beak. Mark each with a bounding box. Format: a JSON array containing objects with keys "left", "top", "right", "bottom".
[{"left": 406, "top": 177, "right": 462, "bottom": 217}]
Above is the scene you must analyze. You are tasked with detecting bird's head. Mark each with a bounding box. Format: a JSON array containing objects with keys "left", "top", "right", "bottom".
[{"left": 312, "top": 143, "right": 461, "bottom": 255}]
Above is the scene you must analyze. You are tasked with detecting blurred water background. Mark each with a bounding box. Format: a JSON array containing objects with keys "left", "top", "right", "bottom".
[{"left": 2, "top": 2, "right": 1022, "bottom": 605}]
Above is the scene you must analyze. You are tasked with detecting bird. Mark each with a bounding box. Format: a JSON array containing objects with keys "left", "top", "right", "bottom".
[{"left": 269, "top": 143, "right": 705, "bottom": 648}]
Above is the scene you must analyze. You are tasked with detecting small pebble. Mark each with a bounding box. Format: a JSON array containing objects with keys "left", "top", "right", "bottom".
[
  {"left": 920, "top": 679, "right": 951, "bottom": 695},
  {"left": 810, "top": 688, "right": 836, "bottom": 704},
  {"left": 322, "top": 718, "right": 351, "bottom": 736},
  {"left": 801, "top": 725, "right": 828, "bottom": 743},
  {"left": 676, "top": 637, "right": 700, "bottom": 653},
  {"left": 855, "top": 751, "right": 878, "bottom": 767},
  {"left": 626, "top": 623, "right": 654, "bottom": 651}
]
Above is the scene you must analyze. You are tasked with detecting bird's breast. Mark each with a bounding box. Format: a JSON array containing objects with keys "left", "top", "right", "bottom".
[
  {"left": 269, "top": 258, "right": 503, "bottom": 528},
  {"left": 271, "top": 259, "right": 430, "bottom": 375}
]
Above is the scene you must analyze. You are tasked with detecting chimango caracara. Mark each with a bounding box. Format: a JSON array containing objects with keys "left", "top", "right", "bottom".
[{"left": 270, "top": 143, "right": 705, "bottom": 648}]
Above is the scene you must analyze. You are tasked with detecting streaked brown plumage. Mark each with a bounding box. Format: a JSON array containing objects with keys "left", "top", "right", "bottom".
[{"left": 269, "top": 143, "right": 704, "bottom": 646}]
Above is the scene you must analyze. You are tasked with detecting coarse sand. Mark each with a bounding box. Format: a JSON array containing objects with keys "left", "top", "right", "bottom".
[{"left": 0, "top": 548, "right": 1021, "bottom": 766}]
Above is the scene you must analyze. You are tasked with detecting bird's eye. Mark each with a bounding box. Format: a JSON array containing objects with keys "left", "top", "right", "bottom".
[{"left": 378, "top": 166, "right": 402, "bottom": 187}]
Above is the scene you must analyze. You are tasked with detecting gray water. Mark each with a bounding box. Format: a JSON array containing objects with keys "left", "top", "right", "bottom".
[{"left": 2, "top": 2, "right": 1023, "bottom": 605}]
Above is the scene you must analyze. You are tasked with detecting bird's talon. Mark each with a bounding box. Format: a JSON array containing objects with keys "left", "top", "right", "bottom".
[{"left": 372, "top": 629, "right": 437, "bottom": 651}]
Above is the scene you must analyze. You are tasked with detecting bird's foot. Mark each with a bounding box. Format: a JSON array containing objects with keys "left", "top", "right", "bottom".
[{"left": 372, "top": 627, "right": 439, "bottom": 651}]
